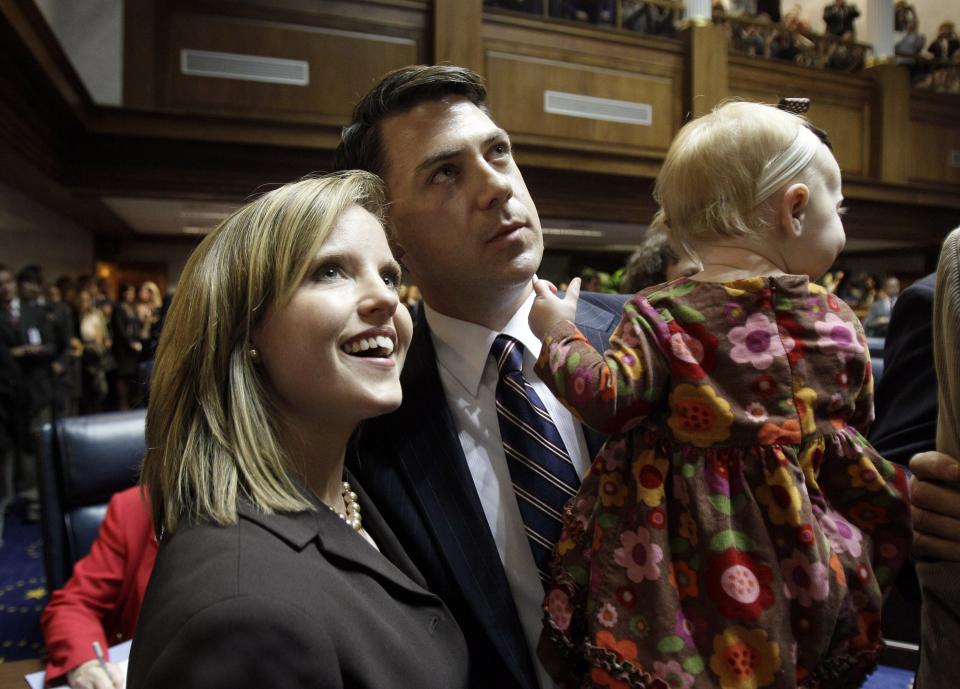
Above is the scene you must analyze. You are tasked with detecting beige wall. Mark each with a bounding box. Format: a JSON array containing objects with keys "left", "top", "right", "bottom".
[{"left": 0, "top": 181, "right": 94, "bottom": 280}]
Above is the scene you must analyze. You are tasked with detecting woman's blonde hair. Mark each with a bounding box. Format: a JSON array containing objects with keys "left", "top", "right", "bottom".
[
  {"left": 652, "top": 100, "right": 818, "bottom": 251},
  {"left": 139, "top": 281, "right": 163, "bottom": 310},
  {"left": 142, "top": 171, "right": 387, "bottom": 537}
]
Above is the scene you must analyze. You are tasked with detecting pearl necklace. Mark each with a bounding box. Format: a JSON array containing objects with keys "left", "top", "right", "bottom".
[{"left": 335, "top": 481, "right": 362, "bottom": 532}]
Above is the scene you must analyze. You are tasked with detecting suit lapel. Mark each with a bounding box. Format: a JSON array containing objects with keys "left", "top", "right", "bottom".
[
  {"left": 389, "top": 315, "right": 539, "bottom": 687},
  {"left": 347, "top": 469, "right": 428, "bottom": 591}
]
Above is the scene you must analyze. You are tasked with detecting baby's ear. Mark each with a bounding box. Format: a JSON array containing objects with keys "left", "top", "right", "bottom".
[{"left": 778, "top": 183, "right": 809, "bottom": 239}]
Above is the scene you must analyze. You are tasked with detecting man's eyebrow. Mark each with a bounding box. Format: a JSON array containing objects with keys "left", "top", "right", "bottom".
[{"left": 414, "top": 128, "right": 510, "bottom": 173}]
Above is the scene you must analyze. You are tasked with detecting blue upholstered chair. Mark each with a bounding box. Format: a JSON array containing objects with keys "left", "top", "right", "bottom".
[{"left": 38, "top": 409, "right": 146, "bottom": 590}]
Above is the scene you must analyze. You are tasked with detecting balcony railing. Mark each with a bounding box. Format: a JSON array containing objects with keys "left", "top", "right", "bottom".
[
  {"left": 716, "top": 12, "right": 873, "bottom": 71},
  {"left": 484, "top": 0, "right": 686, "bottom": 38}
]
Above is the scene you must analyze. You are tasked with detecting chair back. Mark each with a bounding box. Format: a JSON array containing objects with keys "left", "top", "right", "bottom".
[{"left": 38, "top": 409, "right": 146, "bottom": 589}]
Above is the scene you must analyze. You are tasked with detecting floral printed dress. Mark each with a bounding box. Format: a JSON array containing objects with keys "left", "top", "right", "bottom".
[{"left": 535, "top": 275, "right": 911, "bottom": 689}]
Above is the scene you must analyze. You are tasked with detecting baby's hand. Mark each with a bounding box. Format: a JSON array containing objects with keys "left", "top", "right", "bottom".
[{"left": 529, "top": 277, "right": 580, "bottom": 340}]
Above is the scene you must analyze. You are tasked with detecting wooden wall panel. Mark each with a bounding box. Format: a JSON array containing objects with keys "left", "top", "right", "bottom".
[
  {"left": 486, "top": 52, "right": 677, "bottom": 156},
  {"left": 481, "top": 15, "right": 684, "bottom": 174},
  {"left": 728, "top": 57, "right": 873, "bottom": 178},
  {"left": 163, "top": 13, "right": 419, "bottom": 122},
  {"left": 908, "top": 92, "right": 960, "bottom": 187}
]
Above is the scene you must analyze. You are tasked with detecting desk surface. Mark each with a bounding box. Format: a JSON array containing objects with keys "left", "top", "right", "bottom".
[{"left": 0, "top": 658, "right": 42, "bottom": 689}]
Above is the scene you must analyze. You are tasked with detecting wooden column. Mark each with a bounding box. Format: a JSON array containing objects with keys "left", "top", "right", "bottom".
[
  {"left": 683, "top": 23, "right": 729, "bottom": 118},
  {"left": 122, "top": 0, "right": 157, "bottom": 107},
  {"left": 868, "top": 63, "right": 910, "bottom": 183},
  {"left": 433, "top": 0, "right": 483, "bottom": 73}
]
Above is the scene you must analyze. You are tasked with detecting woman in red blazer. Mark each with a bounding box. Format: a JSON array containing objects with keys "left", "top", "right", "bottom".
[{"left": 41, "top": 486, "right": 157, "bottom": 688}]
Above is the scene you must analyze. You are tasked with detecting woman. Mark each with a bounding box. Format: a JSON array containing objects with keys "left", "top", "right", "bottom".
[
  {"left": 135, "top": 281, "right": 163, "bottom": 357},
  {"left": 127, "top": 172, "right": 468, "bottom": 689},
  {"left": 41, "top": 487, "right": 156, "bottom": 689},
  {"left": 110, "top": 284, "right": 143, "bottom": 410},
  {"left": 75, "top": 289, "right": 111, "bottom": 413}
]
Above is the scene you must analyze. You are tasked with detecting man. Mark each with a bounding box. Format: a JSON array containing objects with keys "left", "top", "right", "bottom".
[
  {"left": 823, "top": 0, "right": 860, "bottom": 38},
  {"left": 335, "top": 65, "right": 626, "bottom": 689},
  {"left": 863, "top": 275, "right": 900, "bottom": 336},
  {"left": 0, "top": 266, "right": 68, "bottom": 520}
]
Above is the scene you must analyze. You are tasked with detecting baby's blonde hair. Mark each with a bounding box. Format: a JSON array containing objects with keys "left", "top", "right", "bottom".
[{"left": 652, "top": 101, "right": 822, "bottom": 251}]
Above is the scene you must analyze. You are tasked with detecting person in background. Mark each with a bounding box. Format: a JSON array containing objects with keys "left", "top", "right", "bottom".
[
  {"left": 74, "top": 290, "right": 111, "bottom": 414},
  {"left": 110, "top": 285, "right": 142, "bottom": 411},
  {"left": 41, "top": 487, "right": 156, "bottom": 689},
  {"left": 128, "top": 172, "right": 467, "bottom": 689},
  {"left": 863, "top": 275, "right": 901, "bottom": 336},
  {"left": 135, "top": 282, "right": 162, "bottom": 359},
  {"left": 46, "top": 282, "right": 83, "bottom": 418},
  {"left": 823, "top": 0, "right": 860, "bottom": 38},
  {"left": 618, "top": 228, "right": 700, "bottom": 293},
  {"left": 929, "top": 21, "right": 959, "bottom": 62},
  {"left": 7, "top": 266, "right": 68, "bottom": 520},
  {"left": 0, "top": 265, "right": 26, "bottom": 524}
]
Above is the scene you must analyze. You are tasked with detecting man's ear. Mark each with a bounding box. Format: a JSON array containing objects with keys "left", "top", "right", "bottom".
[{"left": 778, "top": 183, "right": 810, "bottom": 239}]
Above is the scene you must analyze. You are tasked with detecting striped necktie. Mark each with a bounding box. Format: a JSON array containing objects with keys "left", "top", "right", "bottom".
[{"left": 491, "top": 334, "right": 580, "bottom": 587}]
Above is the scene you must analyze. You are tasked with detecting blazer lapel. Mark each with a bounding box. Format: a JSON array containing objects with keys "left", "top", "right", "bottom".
[
  {"left": 388, "top": 315, "right": 539, "bottom": 687},
  {"left": 238, "top": 493, "right": 432, "bottom": 603}
]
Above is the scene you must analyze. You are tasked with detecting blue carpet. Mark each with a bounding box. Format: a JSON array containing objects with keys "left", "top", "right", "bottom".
[{"left": 0, "top": 498, "right": 47, "bottom": 662}]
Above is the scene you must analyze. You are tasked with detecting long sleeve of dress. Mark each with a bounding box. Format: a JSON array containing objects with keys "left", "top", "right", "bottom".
[{"left": 535, "top": 295, "right": 670, "bottom": 436}]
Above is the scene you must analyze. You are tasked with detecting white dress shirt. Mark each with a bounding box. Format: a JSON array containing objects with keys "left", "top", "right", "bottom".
[{"left": 423, "top": 291, "right": 592, "bottom": 689}]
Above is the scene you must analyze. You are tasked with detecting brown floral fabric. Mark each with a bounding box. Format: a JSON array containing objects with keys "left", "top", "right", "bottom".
[{"left": 535, "top": 275, "right": 912, "bottom": 689}]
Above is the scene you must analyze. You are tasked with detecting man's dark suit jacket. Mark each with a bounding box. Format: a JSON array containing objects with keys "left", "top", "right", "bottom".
[
  {"left": 0, "top": 301, "right": 68, "bottom": 415},
  {"left": 127, "top": 477, "right": 468, "bottom": 689},
  {"left": 869, "top": 273, "right": 937, "bottom": 466},
  {"left": 350, "top": 292, "right": 628, "bottom": 689},
  {"left": 868, "top": 273, "right": 934, "bottom": 640}
]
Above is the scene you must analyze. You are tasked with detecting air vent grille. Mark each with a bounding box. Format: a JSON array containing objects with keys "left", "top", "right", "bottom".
[
  {"left": 180, "top": 49, "right": 309, "bottom": 86},
  {"left": 543, "top": 90, "right": 652, "bottom": 126}
]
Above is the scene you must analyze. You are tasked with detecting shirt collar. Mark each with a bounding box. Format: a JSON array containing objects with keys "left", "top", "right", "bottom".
[{"left": 423, "top": 287, "right": 543, "bottom": 398}]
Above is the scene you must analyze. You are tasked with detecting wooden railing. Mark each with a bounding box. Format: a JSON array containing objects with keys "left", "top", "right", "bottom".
[{"left": 901, "top": 55, "right": 960, "bottom": 94}]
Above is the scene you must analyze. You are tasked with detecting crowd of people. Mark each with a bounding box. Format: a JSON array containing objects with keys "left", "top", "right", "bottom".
[{"left": 0, "top": 266, "right": 165, "bottom": 520}]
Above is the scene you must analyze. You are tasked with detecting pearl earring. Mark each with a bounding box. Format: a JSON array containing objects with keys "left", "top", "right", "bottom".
[{"left": 249, "top": 347, "right": 260, "bottom": 363}]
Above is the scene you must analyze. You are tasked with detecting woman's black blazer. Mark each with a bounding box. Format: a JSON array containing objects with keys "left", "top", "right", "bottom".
[{"left": 127, "top": 475, "right": 469, "bottom": 689}]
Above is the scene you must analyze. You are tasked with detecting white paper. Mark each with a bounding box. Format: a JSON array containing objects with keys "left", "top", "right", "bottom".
[{"left": 25, "top": 640, "right": 131, "bottom": 689}]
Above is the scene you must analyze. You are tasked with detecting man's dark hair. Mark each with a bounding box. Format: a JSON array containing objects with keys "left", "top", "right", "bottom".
[{"left": 332, "top": 64, "right": 489, "bottom": 177}]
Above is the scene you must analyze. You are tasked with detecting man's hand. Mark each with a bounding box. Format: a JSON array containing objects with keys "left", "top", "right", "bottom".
[
  {"left": 67, "top": 658, "right": 124, "bottom": 689},
  {"left": 529, "top": 277, "right": 580, "bottom": 340},
  {"left": 909, "top": 451, "right": 960, "bottom": 561}
]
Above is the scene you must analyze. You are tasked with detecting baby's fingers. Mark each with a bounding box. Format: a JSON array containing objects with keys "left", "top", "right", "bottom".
[
  {"left": 564, "top": 277, "right": 581, "bottom": 306},
  {"left": 533, "top": 278, "right": 558, "bottom": 298}
]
